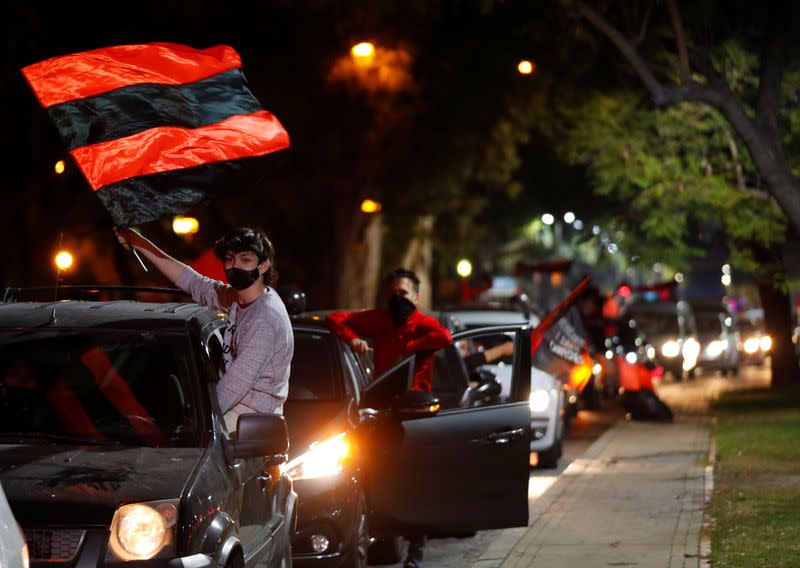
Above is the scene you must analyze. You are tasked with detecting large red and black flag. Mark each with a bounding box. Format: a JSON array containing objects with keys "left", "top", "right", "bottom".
[{"left": 22, "top": 43, "right": 290, "bottom": 227}]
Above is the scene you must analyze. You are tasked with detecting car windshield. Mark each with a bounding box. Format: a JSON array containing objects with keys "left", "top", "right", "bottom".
[
  {"left": 695, "top": 314, "right": 723, "bottom": 335},
  {"left": 0, "top": 330, "right": 202, "bottom": 447},
  {"left": 629, "top": 311, "right": 680, "bottom": 337},
  {"left": 287, "top": 333, "right": 343, "bottom": 401}
]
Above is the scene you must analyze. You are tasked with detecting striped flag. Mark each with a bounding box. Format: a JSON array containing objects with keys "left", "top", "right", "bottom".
[{"left": 22, "top": 43, "right": 290, "bottom": 227}]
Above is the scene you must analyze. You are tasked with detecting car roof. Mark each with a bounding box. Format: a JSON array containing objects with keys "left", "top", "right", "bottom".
[{"left": 0, "top": 300, "right": 217, "bottom": 331}]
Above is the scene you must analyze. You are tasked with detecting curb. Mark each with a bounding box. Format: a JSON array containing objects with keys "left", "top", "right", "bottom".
[{"left": 700, "top": 420, "right": 717, "bottom": 568}]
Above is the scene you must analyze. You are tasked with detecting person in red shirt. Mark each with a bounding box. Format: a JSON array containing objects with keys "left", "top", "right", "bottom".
[
  {"left": 326, "top": 268, "right": 452, "bottom": 394},
  {"left": 327, "top": 268, "right": 451, "bottom": 567}
]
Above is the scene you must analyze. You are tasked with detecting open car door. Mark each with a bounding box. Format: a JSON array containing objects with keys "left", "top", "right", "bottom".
[{"left": 361, "top": 324, "right": 532, "bottom": 536}]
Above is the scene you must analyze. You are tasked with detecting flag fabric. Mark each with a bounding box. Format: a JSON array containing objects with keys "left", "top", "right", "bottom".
[{"left": 22, "top": 43, "right": 290, "bottom": 227}]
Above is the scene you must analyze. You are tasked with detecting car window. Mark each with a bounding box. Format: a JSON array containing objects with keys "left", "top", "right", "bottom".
[
  {"left": 0, "top": 330, "right": 201, "bottom": 447},
  {"left": 288, "top": 333, "right": 343, "bottom": 401}
]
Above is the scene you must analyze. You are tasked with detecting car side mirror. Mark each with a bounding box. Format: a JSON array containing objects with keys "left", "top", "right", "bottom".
[
  {"left": 391, "top": 391, "right": 441, "bottom": 421},
  {"left": 234, "top": 413, "right": 289, "bottom": 463}
]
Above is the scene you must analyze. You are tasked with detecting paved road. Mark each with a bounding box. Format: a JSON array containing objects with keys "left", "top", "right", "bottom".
[{"left": 380, "top": 364, "right": 770, "bottom": 568}]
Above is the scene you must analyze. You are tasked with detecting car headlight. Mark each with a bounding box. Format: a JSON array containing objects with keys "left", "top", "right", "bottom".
[
  {"left": 707, "top": 340, "right": 727, "bottom": 357},
  {"left": 529, "top": 389, "right": 551, "bottom": 413},
  {"left": 760, "top": 336, "right": 772, "bottom": 352},
  {"left": 107, "top": 500, "right": 178, "bottom": 561},
  {"left": 662, "top": 340, "right": 680, "bottom": 358},
  {"left": 21, "top": 543, "right": 29, "bottom": 568},
  {"left": 744, "top": 337, "right": 760, "bottom": 354},
  {"left": 284, "top": 433, "right": 349, "bottom": 480},
  {"left": 682, "top": 338, "right": 700, "bottom": 360}
]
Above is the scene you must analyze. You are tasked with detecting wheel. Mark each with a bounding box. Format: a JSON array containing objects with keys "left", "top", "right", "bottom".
[
  {"left": 224, "top": 551, "right": 244, "bottom": 568},
  {"left": 537, "top": 438, "right": 562, "bottom": 469},
  {"left": 368, "top": 536, "right": 403, "bottom": 565},
  {"left": 342, "top": 490, "right": 369, "bottom": 568}
]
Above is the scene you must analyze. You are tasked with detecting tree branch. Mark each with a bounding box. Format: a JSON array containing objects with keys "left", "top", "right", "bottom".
[
  {"left": 575, "top": 2, "right": 669, "bottom": 104},
  {"left": 665, "top": 0, "right": 691, "bottom": 84},
  {"left": 632, "top": 4, "right": 653, "bottom": 46}
]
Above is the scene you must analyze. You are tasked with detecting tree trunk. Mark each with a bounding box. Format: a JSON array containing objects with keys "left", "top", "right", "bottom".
[
  {"left": 335, "top": 213, "right": 384, "bottom": 309},
  {"left": 757, "top": 277, "right": 798, "bottom": 389},
  {"left": 399, "top": 216, "right": 435, "bottom": 311}
]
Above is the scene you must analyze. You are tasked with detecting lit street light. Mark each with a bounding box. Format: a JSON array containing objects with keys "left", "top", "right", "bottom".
[
  {"left": 350, "top": 42, "right": 375, "bottom": 61},
  {"left": 563, "top": 212, "right": 575, "bottom": 224},
  {"left": 541, "top": 213, "right": 555, "bottom": 225},
  {"left": 456, "top": 259, "right": 473, "bottom": 278},
  {"left": 54, "top": 160, "right": 65, "bottom": 174},
  {"left": 573, "top": 219, "right": 584, "bottom": 230},
  {"left": 54, "top": 250, "right": 74, "bottom": 270},
  {"left": 172, "top": 216, "right": 199, "bottom": 235},
  {"left": 360, "top": 199, "right": 382, "bottom": 214},
  {"left": 517, "top": 60, "right": 534, "bottom": 75}
]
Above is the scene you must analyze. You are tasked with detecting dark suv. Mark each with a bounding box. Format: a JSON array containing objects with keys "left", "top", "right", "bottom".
[{"left": 0, "top": 290, "right": 295, "bottom": 568}]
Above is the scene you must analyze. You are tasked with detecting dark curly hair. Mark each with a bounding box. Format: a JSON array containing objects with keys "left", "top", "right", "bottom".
[{"left": 213, "top": 227, "right": 277, "bottom": 286}]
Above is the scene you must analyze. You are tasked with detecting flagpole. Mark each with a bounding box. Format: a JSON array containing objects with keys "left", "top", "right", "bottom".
[{"left": 131, "top": 248, "right": 148, "bottom": 272}]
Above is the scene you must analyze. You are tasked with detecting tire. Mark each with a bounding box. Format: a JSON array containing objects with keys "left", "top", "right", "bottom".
[
  {"left": 368, "top": 536, "right": 403, "bottom": 565},
  {"left": 537, "top": 438, "right": 562, "bottom": 469},
  {"left": 224, "top": 551, "right": 244, "bottom": 568},
  {"left": 342, "top": 490, "right": 369, "bottom": 568}
]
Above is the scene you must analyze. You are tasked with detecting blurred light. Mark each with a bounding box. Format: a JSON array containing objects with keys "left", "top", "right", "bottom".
[
  {"left": 653, "top": 263, "right": 663, "bottom": 272},
  {"left": 360, "top": 199, "right": 382, "bottom": 213},
  {"left": 573, "top": 219, "right": 584, "bottom": 230},
  {"left": 721, "top": 274, "right": 732, "bottom": 286},
  {"left": 743, "top": 337, "right": 760, "bottom": 354},
  {"left": 707, "top": 340, "right": 727, "bottom": 357},
  {"left": 760, "top": 336, "right": 772, "bottom": 352},
  {"left": 550, "top": 272, "right": 564, "bottom": 286},
  {"left": 285, "top": 433, "right": 349, "bottom": 480},
  {"left": 647, "top": 346, "right": 656, "bottom": 359},
  {"left": 350, "top": 42, "right": 375, "bottom": 60},
  {"left": 662, "top": 340, "right": 681, "bottom": 358},
  {"left": 541, "top": 213, "right": 555, "bottom": 225},
  {"left": 456, "top": 259, "right": 473, "bottom": 278},
  {"left": 659, "top": 289, "right": 671, "bottom": 301},
  {"left": 682, "top": 337, "right": 700, "bottom": 360},
  {"left": 310, "top": 534, "right": 330, "bottom": 554},
  {"left": 517, "top": 60, "right": 534, "bottom": 74},
  {"left": 625, "top": 352, "right": 637, "bottom": 364},
  {"left": 593, "top": 363, "right": 602, "bottom": 375},
  {"left": 592, "top": 225, "right": 601, "bottom": 235},
  {"left": 529, "top": 389, "right": 550, "bottom": 412},
  {"left": 54, "top": 160, "right": 66, "bottom": 174},
  {"left": 607, "top": 243, "right": 619, "bottom": 254},
  {"left": 722, "top": 264, "right": 731, "bottom": 275},
  {"left": 54, "top": 250, "right": 74, "bottom": 270},
  {"left": 675, "top": 272, "right": 685, "bottom": 283},
  {"left": 724, "top": 317, "right": 733, "bottom": 327},
  {"left": 618, "top": 284, "right": 632, "bottom": 298},
  {"left": 172, "top": 216, "right": 199, "bottom": 235},
  {"left": 605, "top": 350, "right": 613, "bottom": 360},
  {"left": 563, "top": 211, "right": 575, "bottom": 224}
]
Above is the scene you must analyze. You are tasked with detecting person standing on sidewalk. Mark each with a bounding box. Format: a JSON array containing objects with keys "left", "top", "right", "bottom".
[
  {"left": 326, "top": 267, "right": 452, "bottom": 568},
  {"left": 115, "top": 227, "right": 294, "bottom": 433}
]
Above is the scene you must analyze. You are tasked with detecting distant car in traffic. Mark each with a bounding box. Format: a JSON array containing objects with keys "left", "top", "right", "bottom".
[
  {"left": 439, "top": 308, "right": 567, "bottom": 468},
  {"left": 623, "top": 299, "right": 699, "bottom": 381},
  {"left": 738, "top": 319, "right": 771, "bottom": 366},
  {"left": 691, "top": 302, "right": 740, "bottom": 376},
  {"left": 283, "top": 312, "right": 535, "bottom": 566}
]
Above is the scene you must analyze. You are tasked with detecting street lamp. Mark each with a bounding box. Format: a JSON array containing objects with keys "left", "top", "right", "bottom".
[
  {"left": 350, "top": 42, "right": 375, "bottom": 61},
  {"left": 563, "top": 212, "right": 575, "bottom": 224},
  {"left": 517, "top": 60, "right": 534, "bottom": 75},
  {"left": 541, "top": 213, "right": 555, "bottom": 225},
  {"left": 54, "top": 160, "right": 65, "bottom": 174},
  {"left": 172, "top": 216, "right": 199, "bottom": 235},
  {"left": 360, "top": 199, "right": 382, "bottom": 214},
  {"left": 54, "top": 250, "right": 74, "bottom": 270},
  {"left": 456, "top": 259, "right": 473, "bottom": 278}
]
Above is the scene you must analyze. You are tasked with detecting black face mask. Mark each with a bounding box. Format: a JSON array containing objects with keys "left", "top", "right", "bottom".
[
  {"left": 388, "top": 294, "right": 416, "bottom": 324},
  {"left": 225, "top": 267, "right": 262, "bottom": 290}
]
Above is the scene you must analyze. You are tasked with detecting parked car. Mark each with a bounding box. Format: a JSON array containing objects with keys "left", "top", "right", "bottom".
[
  {"left": 0, "top": 483, "right": 27, "bottom": 568},
  {"left": 0, "top": 290, "right": 295, "bottom": 568},
  {"left": 623, "top": 299, "right": 699, "bottom": 381},
  {"left": 439, "top": 308, "right": 567, "bottom": 468},
  {"left": 283, "top": 312, "right": 535, "bottom": 566},
  {"left": 691, "top": 302, "right": 740, "bottom": 376}
]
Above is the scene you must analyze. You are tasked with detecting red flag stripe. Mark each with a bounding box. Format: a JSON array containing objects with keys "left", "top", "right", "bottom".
[
  {"left": 22, "top": 43, "right": 241, "bottom": 107},
  {"left": 71, "top": 110, "right": 290, "bottom": 191}
]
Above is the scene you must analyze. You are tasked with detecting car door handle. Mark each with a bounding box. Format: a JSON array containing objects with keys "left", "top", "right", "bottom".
[{"left": 473, "top": 428, "right": 527, "bottom": 446}]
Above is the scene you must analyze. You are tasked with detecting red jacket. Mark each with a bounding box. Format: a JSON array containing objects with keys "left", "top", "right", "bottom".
[{"left": 326, "top": 308, "right": 452, "bottom": 393}]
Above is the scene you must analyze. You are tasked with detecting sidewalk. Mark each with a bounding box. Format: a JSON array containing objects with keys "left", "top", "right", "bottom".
[{"left": 471, "top": 416, "right": 712, "bottom": 568}]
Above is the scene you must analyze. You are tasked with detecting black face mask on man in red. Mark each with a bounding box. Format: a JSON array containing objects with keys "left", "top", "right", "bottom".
[{"left": 388, "top": 293, "right": 416, "bottom": 325}]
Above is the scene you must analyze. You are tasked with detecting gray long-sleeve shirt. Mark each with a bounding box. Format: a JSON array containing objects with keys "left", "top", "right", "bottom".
[{"left": 176, "top": 267, "right": 294, "bottom": 416}]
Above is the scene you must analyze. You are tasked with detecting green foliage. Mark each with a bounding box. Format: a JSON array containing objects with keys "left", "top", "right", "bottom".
[{"left": 546, "top": 83, "right": 787, "bottom": 273}]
